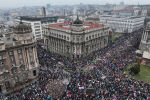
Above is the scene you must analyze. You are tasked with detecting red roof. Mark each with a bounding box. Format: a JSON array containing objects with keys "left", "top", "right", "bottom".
[{"left": 49, "top": 22, "right": 104, "bottom": 30}]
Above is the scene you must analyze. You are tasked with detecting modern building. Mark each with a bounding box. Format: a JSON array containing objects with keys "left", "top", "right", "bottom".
[
  {"left": 43, "top": 16, "right": 109, "bottom": 58},
  {"left": 37, "top": 7, "right": 46, "bottom": 17},
  {"left": 100, "top": 16, "right": 145, "bottom": 33},
  {"left": 0, "top": 22, "right": 39, "bottom": 93},
  {"left": 15, "top": 16, "right": 58, "bottom": 41},
  {"left": 138, "top": 22, "right": 150, "bottom": 65}
]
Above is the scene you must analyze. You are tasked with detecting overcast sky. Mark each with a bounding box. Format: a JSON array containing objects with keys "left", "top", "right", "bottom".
[{"left": 0, "top": 0, "right": 150, "bottom": 8}]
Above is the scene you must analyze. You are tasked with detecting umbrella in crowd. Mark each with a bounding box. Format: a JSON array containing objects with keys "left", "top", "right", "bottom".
[{"left": 3, "top": 29, "right": 150, "bottom": 100}]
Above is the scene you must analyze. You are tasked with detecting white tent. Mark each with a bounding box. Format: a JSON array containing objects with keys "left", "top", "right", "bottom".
[
  {"left": 143, "top": 51, "right": 150, "bottom": 59},
  {"left": 135, "top": 50, "right": 142, "bottom": 54}
]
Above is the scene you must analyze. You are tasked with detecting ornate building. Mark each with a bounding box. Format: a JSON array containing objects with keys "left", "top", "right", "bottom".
[
  {"left": 43, "top": 16, "right": 109, "bottom": 58},
  {"left": 140, "top": 22, "right": 150, "bottom": 52},
  {"left": 139, "top": 22, "right": 150, "bottom": 65},
  {"left": 0, "top": 22, "right": 39, "bottom": 93}
]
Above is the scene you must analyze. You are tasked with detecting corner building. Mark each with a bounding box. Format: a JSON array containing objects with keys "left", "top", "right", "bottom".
[
  {"left": 43, "top": 17, "right": 109, "bottom": 58},
  {"left": 0, "top": 22, "right": 39, "bottom": 93}
]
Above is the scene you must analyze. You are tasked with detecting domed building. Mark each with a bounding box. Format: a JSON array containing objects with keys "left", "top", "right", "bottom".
[
  {"left": 43, "top": 15, "right": 109, "bottom": 58},
  {"left": 0, "top": 22, "right": 39, "bottom": 94}
]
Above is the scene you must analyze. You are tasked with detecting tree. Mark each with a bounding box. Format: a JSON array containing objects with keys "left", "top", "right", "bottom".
[{"left": 129, "top": 62, "right": 140, "bottom": 75}]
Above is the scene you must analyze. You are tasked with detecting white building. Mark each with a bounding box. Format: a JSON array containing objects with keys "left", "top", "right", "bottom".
[
  {"left": 99, "top": 15, "right": 112, "bottom": 25},
  {"left": 100, "top": 15, "right": 145, "bottom": 33},
  {"left": 37, "top": 7, "right": 46, "bottom": 17},
  {"left": 43, "top": 16, "right": 109, "bottom": 58},
  {"left": 139, "top": 22, "right": 150, "bottom": 52},
  {"left": 139, "top": 22, "right": 150, "bottom": 65},
  {"left": 15, "top": 16, "right": 58, "bottom": 41}
]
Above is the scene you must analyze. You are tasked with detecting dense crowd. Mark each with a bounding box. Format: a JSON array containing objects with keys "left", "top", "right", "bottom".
[{"left": 2, "top": 30, "right": 150, "bottom": 100}]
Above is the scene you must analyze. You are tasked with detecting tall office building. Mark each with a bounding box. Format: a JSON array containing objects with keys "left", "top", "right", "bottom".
[{"left": 37, "top": 7, "right": 46, "bottom": 17}]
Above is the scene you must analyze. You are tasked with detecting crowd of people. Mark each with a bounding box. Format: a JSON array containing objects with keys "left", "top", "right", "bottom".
[{"left": 2, "top": 29, "right": 150, "bottom": 100}]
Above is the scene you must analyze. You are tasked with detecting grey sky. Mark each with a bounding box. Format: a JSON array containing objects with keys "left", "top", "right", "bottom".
[{"left": 0, "top": 0, "right": 150, "bottom": 8}]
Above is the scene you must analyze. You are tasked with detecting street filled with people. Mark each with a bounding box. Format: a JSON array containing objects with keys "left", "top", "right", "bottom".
[{"left": 3, "top": 30, "right": 150, "bottom": 100}]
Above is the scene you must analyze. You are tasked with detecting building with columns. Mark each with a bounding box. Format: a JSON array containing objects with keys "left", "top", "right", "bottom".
[
  {"left": 100, "top": 15, "right": 145, "bottom": 33},
  {"left": 139, "top": 22, "right": 150, "bottom": 65},
  {"left": 43, "top": 16, "right": 109, "bottom": 58},
  {"left": 0, "top": 22, "right": 39, "bottom": 93}
]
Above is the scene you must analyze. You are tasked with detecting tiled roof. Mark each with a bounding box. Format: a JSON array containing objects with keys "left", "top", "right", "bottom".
[{"left": 49, "top": 22, "right": 104, "bottom": 30}]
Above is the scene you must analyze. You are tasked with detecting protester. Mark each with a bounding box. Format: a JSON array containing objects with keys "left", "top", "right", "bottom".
[{"left": 4, "top": 29, "right": 150, "bottom": 100}]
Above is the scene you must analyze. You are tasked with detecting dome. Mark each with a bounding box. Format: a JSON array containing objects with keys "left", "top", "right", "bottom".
[
  {"left": 13, "top": 21, "right": 32, "bottom": 34},
  {"left": 73, "top": 15, "right": 83, "bottom": 24}
]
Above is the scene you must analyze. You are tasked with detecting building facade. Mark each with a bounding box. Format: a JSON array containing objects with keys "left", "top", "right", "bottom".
[
  {"left": 37, "top": 7, "right": 47, "bottom": 17},
  {"left": 43, "top": 17, "right": 109, "bottom": 58},
  {"left": 15, "top": 16, "right": 58, "bottom": 41},
  {"left": 138, "top": 22, "right": 150, "bottom": 65},
  {"left": 139, "top": 23, "right": 150, "bottom": 52},
  {"left": 0, "top": 22, "right": 39, "bottom": 93},
  {"left": 100, "top": 15, "right": 145, "bottom": 33}
]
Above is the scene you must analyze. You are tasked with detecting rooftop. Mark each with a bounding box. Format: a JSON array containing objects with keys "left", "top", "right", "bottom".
[
  {"left": 16, "top": 16, "right": 59, "bottom": 22},
  {"left": 129, "top": 16, "right": 142, "bottom": 19},
  {"left": 48, "top": 22, "right": 104, "bottom": 31},
  {"left": 86, "top": 17, "right": 100, "bottom": 21}
]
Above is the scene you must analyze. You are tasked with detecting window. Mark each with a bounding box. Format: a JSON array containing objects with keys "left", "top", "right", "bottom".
[
  {"left": 33, "top": 70, "right": 36, "bottom": 76},
  {"left": 89, "top": 36, "right": 91, "bottom": 39},
  {"left": 7, "top": 37, "right": 10, "bottom": 40},
  {"left": 18, "top": 49, "right": 24, "bottom": 65},
  {"left": 0, "top": 61, "right": 3, "bottom": 66},
  {"left": 14, "top": 76, "right": 19, "bottom": 82},
  {"left": 92, "top": 35, "right": 94, "bottom": 38},
  {"left": 0, "top": 56, "right": 2, "bottom": 60},
  {"left": 17, "top": 49, "right": 21, "bottom": 54},
  {"left": 29, "top": 48, "right": 34, "bottom": 67},
  {"left": 35, "top": 29, "right": 40, "bottom": 31},
  {"left": 34, "top": 26, "right": 40, "bottom": 28},
  {"left": 95, "top": 34, "right": 97, "bottom": 38},
  {"left": 35, "top": 32, "right": 41, "bottom": 35},
  {"left": 64, "top": 36, "right": 66, "bottom": 39},
  {"left": 86, "top": 37, "right": 88, "bottom": 41},
  {"left": 34, "top": 23, "right": 40, "bottom": 25},
  {"left": 76, "top": 36, "right": 80, "bottom": 41},
  {"left": 9, "top": 51, "right": 16, "bottom": 66},
  {"left": 9, "top": 51, "right": 13, "bottom": 56}
]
